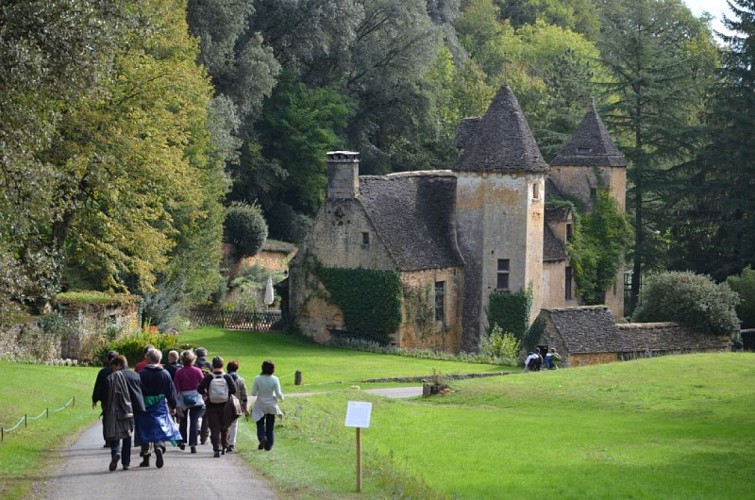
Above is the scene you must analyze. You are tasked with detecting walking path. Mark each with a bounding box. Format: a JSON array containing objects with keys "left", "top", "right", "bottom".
[
  {"left": 41, "top": 387, "right": 422, "bottom": 499},
  {"left": 42, "top": 423, "right": 276, "bottom": 500}
]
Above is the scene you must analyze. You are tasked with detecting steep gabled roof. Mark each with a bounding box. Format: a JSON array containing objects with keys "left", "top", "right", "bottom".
[
  {"left": 550, "top": 101, "right": 627, "bottom": 167},
  {"left": 545, "top": 306, "right": 624, "bottom": 353},
  {"left": 454, "top": 86, "right": 549, "bottom": 173},
  {"left": 359, "top": 171, "right": 465, "bottom": 271},
  {"left": 543, "top": 224, "right": 567, "bottom": 262},
  {"left": 452, "top": 117, "right": 480, "bottom": 149}
]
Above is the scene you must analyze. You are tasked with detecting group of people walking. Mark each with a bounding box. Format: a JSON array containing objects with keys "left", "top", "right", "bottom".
[{"left": 91, "top": 345, "right": 285, "bottom": 472}]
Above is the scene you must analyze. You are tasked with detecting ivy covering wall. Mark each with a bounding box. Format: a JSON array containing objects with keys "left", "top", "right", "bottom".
[
  {"left": 487, "top": 288, "right": 532, "bottom": 340},
  {"left": 315, "top": 266, "right": 402, "bottom": 344},
  {"left": 549, "top": 188, "right": 632, "bottom": 305}
]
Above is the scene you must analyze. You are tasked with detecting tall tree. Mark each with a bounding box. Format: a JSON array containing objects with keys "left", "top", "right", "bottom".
[
  {"left": 0, "top": 0, "right": 134, "bottom": 322},
  {"left": 595, "top": 0, "right": 717, "bottom": 311},
  {"left": 670, "top": 0, "right": 755, "bottom": 280}
]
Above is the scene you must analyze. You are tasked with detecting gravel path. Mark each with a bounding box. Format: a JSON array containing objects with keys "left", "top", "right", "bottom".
[
  {"left": 42, "top": 422, "right": 276, "bottom": 499},
  {"left": 40, "top": 387, "right": 422, "bottom": 499}
]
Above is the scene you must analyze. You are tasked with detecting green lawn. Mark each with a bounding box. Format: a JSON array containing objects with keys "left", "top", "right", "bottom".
[
  {"left": 241, "top": 352, "right": 755, "bottom": 499},
  {"left": 0, "top": 363, "right": 98, "bottom": 499},
  {"left": 2, "top": 329, "right": 753, "bottom": 499},
  {"left": 179, "top": 328, "right": 509, "bottom": 390}
]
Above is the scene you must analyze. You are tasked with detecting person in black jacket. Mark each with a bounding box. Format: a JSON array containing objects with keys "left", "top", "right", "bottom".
[
  {"left": 105, "top": 355, "right": 145, "bottom": 471},
  {"left": 194, "top": 347, "right": 211, "bottom": 444},
  {"left": 198, "top": 356, "right": 236, "bottom": 457},
  {"left": 92, "top": 350, "right": 119, "bottom": 446}
]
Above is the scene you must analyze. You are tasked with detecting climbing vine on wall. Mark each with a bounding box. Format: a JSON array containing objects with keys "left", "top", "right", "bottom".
[
  {"left": 403, "top": 283, "right": 437, "bottom": 340},
  {"left": 315, "top": 266, "right": 402, "bottom": 344},
  {"left": 487, "top": 288, "right": 532, "bottom": 340},
  {"left": 548, "top": 189, "right": 632, "bottom": 305}
]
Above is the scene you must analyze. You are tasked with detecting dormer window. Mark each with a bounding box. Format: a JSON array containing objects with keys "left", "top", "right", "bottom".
[{"left": 576, "top": 147, "right": 593, "bottom": 154}]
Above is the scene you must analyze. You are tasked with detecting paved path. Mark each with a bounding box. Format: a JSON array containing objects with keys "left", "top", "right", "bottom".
[
  {"left": 41, "top": 387, "right": 421, "bottom": 499},
  {"left": 42, "top": 423, "right": 276, "bottom": 499}
]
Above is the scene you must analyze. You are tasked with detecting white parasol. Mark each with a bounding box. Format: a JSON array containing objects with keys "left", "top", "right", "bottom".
[{"left": 264, "top": 276, "right": 275, "bottom": 308}]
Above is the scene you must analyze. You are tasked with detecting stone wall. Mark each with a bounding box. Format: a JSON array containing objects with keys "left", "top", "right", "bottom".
[
  {"left": 455, "top": 171, "right": 545, "bottom": 350},
  {"left": 569, "top": 352, "right": 619, "bottom": 367},
  {"left": 398, "top": 268, "right": 463, "bottom": 353}
]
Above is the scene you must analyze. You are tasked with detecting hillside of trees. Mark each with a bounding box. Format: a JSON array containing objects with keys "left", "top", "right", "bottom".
[{"left": 1, "top": 0, "right": 754, "bottom": 326}]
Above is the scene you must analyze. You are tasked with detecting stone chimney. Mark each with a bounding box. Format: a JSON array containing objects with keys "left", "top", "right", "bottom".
[{"left": 327, "top": 151, "right": 359, "bottom": 199}]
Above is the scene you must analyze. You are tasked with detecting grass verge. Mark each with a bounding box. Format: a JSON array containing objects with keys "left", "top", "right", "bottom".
[
  {"left": 0, "top": 362, "right": 99, "bottom": 499},
  {"left": 240, "top": 353, "right": 755, "bottom": 498}
]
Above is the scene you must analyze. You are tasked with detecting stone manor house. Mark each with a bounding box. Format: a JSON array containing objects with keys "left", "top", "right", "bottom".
[{"left": 289, "top": 86, "right": 627, "bottom": 353}]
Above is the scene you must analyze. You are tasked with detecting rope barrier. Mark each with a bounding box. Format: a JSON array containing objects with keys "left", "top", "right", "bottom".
[{"left": 1, "top": 396, "right": 75, "bottom": 442}]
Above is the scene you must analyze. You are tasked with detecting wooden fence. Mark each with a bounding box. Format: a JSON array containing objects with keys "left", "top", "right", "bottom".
[{"left": 187, "top": 308, "right": 285, "bottom": 332}]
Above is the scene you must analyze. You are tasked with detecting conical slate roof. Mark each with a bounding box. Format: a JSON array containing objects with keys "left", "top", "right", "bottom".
[
  {"left": 550, "top": 101, "right": 627, "bottom": 167},
  {"left": 454, "top": 86, "right": 549, "bottom": 173}
]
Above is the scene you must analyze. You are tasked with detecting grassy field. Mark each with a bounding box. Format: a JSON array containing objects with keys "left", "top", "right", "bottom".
[
  {"left": 0, "top": 363, "right": 98, "bottom": 499},
  {"left": 2, "top": 329, "right": 753, "bottom": 499},
  {"left": 240, "top": 352, "right": 755, "bottom": 499},
  {"left": 178, "top": 328, "right": 510, "bottom": 389}
]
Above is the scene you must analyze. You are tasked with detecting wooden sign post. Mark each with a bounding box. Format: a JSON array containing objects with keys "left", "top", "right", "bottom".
[{"left": 345, "top": 401, "right": 372, "bottom": 493}]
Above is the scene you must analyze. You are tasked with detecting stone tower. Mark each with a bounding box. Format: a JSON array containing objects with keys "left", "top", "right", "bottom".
[
  {"left": 550, "top": 101, "right": 628, "bottom": 318},
  {"left": 453, "top": 86, "right": 550, "bottom": 351}
]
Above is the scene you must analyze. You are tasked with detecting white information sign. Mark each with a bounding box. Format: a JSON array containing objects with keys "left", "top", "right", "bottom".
[{"left": 344, "top": 401, "right": 372, "bottom": 428}]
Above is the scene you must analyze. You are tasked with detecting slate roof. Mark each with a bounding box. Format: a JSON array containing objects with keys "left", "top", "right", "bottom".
[
  {"left": 550, "top": 101, "right": 627, "bottom": 167},
  {"left": 545, "top": 178, "right": 564, "bottom": 201},
  {"left": 545, "top": 205, "right": 571, "bottom": 223},
  {"left": 452, "top": 117, "right": 480, "bottom": 149},
  {"left": 617, "top": 323, "right": 731, "bottom": 351},
  {"left": 545, "top": 306, "right": 624, "bottom": 353},
  {"left": 358, "top": 171, "right": 465, "bottom": 271},
  {"left": 454, "top": 86, "right": 549, "bottom": 173},
  {"left": 543, "top": 224, "right": 567, "bottom": 262}
]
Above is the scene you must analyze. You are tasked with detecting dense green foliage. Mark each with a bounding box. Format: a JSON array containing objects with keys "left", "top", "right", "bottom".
[
  {"left": 667, "top": 0, "right": 755, "bottom": 282},
  {"left": 3, "top": 0, "right": 754, "bottom": 332},
  {"left": 632, "top": 271, "right": 741, "bottom": 336},
  {"left": 595, "top": 0, "right": 719, "bottom": 311},
  {"left": 566, "top": 189, "right": 633, "bottom": 304},
  {"left": 315, "top": 267, "right": 402, "bottom": 344},
  {"left": 487, "top": 288, "right": 532, "bottom": 339},
  {"left": 726, "top": 266, "right": 755, "bottom": 328},
  {"left": 223, "top": 202, "right": 268, "bottom": 258},
  {"left": 0, "top": 0, "right": 226, "bottom": 326},
  {"left": 97, "top": 332, "right": 182, "bottom": 368}
]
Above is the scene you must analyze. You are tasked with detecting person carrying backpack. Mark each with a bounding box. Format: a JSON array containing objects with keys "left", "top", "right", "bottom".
[{"left": 198, "top": 356, "right": 236, "bottom": 457}]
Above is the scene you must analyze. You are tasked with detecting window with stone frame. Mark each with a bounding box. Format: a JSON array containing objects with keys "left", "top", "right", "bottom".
[
  {"left": 497, "top": 259, "right": 510, "bottom": 290},
  {"left": 434, "top": 281, "right": 445, "bottom": 322}
]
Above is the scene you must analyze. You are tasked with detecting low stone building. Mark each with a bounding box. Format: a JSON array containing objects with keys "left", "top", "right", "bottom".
[{"left": 532, "top": 306, "right": 732, "bottom": 367}]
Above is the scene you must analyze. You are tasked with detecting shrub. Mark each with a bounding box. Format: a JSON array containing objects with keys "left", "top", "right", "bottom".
[
  {"left": 267, "top": 202, "right": 312, "bottom": 244},
  {"left": 487, "top": 288, "right": 532, "bottom": 340},
  {"left": 479, "top": 325, "right": 520, "bottom": 359},
  {"left": 632, "top": 271, "right": 740, "bottom": 336},
  {"left": 726, "top": 266, "right": 755, "bottom": 328},
  {"left": 224, "top": 202, "right": 268, "bottom": 258},
  {"left": 96, "top": 331, "right": 184, "bottom": 367}
]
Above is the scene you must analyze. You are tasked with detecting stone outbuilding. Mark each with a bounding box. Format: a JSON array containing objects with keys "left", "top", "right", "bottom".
[{"left": 532, "top": 306, "right": 732, "bottom": 367}]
